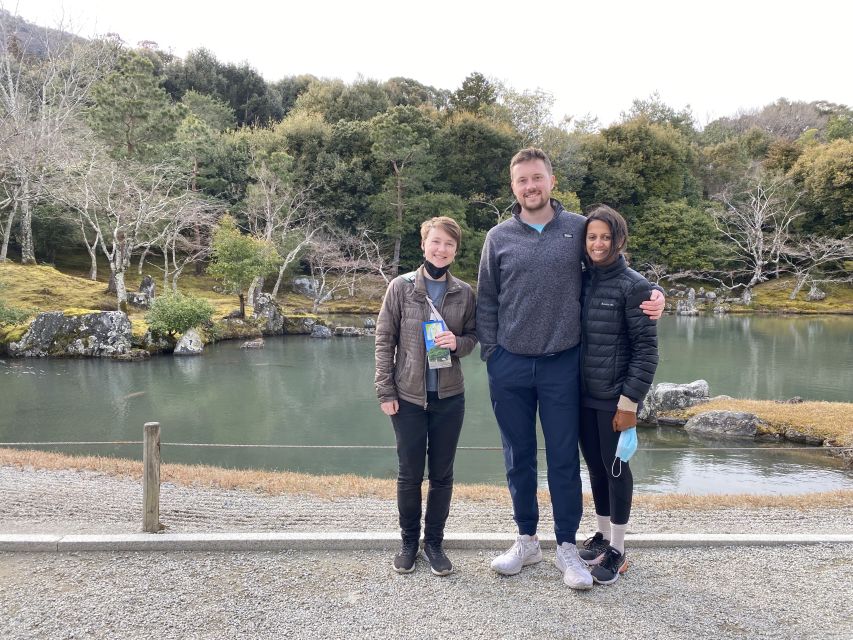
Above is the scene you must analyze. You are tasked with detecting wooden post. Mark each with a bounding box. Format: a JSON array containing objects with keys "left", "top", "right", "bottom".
[{"left": 143, "top": 422, "right": 161, "bottom": 533}]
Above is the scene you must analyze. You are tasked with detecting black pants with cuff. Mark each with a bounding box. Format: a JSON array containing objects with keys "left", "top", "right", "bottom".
[
  {"left": 390, "top": 392, "right": 465, "bottom": 544},
  {"left": 579, "top": 406, "right": 633, "bottom": 525}
]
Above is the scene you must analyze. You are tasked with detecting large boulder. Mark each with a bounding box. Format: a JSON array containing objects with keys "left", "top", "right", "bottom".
[
  {"left": 8, "top": 311, "right": 132, "bottom": 358},
  {"left": 174, "top": 328, "right": 204, "bottom": 356},
  {"left": 334, "top": 326, "right": 365, "bottom": 337},
  {"left": 128, "top": 275, "right": 156, "bottom": 309},
  {"left": 639, "top": 380, "right": 710, "bottom": 424},
  {"left": 283, "top": 315, "right": 318, "bottom": 335},
  {"left": 311, "top": 325, "right": 332, "bottom": 339},
  {"left": 135, "top": 329, "right": 173, "bottom": 354},
  {"left": 253, "top": 293, "right": 285, "bottom": 335},
  {"left": 292, "top": 276, "right": 319, "bottom": 297},
  {"left": 685, "top": 411, "right": 762, "bottom": 439}
]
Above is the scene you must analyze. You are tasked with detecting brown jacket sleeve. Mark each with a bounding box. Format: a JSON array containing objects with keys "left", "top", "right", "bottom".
[
  {"left": 451, "top": 285, "right": 477, "bottom": 359},
  {"left": 374, "top": 278, "right": 402, "bottom": 403}
]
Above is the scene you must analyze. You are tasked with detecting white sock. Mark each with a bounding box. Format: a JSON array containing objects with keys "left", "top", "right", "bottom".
[
  {"left": 611, "top": 523, "right": 628, "bottom": 554},
  {"left": 596, "top": 514, "right": 611, "bottom": 541}
]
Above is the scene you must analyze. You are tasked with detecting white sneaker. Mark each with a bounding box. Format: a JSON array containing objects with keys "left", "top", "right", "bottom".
[
  {"left": 555, "top": 542, "right": 593, "bottom": 590},
  {"left": 491, "top": 534, "right": 543, "bottom": 575}
]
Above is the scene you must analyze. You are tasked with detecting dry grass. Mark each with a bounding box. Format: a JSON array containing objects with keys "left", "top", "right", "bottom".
[
  {"left": 751, "top": 276, "right": 853, "bottom": 313},
  {"left": 0, "top": 263, "right": 115, "bottom": 315},
  {"left": 3, "top": 447, "right": 851, "bottom": 511},
  {"left": 667, "top": 398, "right": 853, "bottom": 446}
]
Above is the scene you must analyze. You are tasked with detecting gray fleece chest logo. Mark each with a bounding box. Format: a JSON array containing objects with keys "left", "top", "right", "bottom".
[
  {"left": 564, "top": 233, "right": 572, "bottom": 238},
  {"left": 600, "top": 301, "right": 616, "bottom": 307}
]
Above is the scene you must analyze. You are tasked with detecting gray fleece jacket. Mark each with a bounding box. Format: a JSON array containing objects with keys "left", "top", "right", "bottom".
[{"left": 476, "top": 199, "right": 586, "bottom": 361}]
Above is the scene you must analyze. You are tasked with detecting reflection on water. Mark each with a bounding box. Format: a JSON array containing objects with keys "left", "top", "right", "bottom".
[
  {"left": 1, "top": 314, "right": 852, "bottom": 495},
  {"left": 659, "top": 315, "right": 853, "bottom": 402}
]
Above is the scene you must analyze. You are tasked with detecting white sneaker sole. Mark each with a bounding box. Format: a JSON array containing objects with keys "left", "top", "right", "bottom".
[
  {"left": 393, "top": 562, "right": 416, "bottom": 574},
  {"left": 581, "top": 552, "right": 605, "bottom": 567},
  {"left": 490, "top": 549, "right": 543, "bottom": 575},
  {"left": 554, "top": 558, "right": 593, "bottom": 590}
]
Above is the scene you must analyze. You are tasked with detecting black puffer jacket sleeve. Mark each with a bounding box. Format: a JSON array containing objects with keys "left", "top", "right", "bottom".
[{"left": 622, "top": 281, "right": 659, "bottom": 402}]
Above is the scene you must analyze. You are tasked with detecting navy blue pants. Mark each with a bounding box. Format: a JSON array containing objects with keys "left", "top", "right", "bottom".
[
  {"left": 487, "top": 345, "right": 582, "bottom": 545},
  {"left": 391, "top": 392, "right": 465, "bottom": 544}
]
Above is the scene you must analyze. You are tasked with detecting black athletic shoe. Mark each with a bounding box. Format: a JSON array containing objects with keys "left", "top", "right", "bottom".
[
  {"left": 578, "top": 532, "right": 611, "bottom": 566},
  {"left": 591, "top": 546, "right": 627, "bottom": 585},
  {"left": 393, "top": 539, "right": 419, "bottom": 574},
  {"left": 422, "top": 542, "right": 453, "bottom": 576}
]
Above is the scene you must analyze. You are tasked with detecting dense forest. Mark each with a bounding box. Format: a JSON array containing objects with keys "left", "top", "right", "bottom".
[{"left": 1, "top": 9, "right": 851, "bottom": 313}]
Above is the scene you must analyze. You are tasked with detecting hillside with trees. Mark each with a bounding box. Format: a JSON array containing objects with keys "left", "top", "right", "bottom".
[{"left": 1, "top": 10, "right": 851, "bottom": 321}]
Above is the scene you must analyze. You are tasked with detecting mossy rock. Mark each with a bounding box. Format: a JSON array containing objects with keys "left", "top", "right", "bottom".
[
  {"left": 214, "top": 318, "right": 263, "bottom": 340},
  {"left": 0, "top": 323, "right": 28, "bottom": 344},
  {"left": 62, "top": 307, "right": 100, "bottom": 316},
  {"left": 283, "top": 314, "right": 322, "bottom": 335}
]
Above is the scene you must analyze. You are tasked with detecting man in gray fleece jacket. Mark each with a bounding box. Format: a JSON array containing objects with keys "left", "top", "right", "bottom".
[{"left": 477, "top": 148, "right": 664, "bottom": 590}]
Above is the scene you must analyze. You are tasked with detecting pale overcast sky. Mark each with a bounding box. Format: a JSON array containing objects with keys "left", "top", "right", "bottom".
[{"left": 12, "top": 0, "right": 853, "bottom": 127}]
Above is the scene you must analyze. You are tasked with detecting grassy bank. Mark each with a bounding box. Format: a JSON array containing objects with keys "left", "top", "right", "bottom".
[
  {"left": 4, "top": 257, "right": 853, "bottom": 328},
  {"left": 0, "top": 261, "right": 380, "bottom": 345},
  {"left": 662, "top": 398, "right": 853, "bottom": 447},
  {"left": 1, "top": 447, "right": 851, "bottom": 511}
]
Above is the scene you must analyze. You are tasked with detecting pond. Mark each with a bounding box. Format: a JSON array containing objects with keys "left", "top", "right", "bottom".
[{"left": 1, "top": 315, "right": 851, "bottom": 494}]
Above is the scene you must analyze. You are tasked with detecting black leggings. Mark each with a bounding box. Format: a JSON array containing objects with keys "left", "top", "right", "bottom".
[
  {"left": 579, "top": 407, "right": 633, "bottom": 525},
  {"left": 390, "top": 392, "right": 465, "bottom": 544}
]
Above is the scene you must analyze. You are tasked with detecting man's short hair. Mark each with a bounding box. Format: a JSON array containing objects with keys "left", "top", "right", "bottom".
[
  {"left": 510, "top": 147, "right": 553, "bottom": 177},
  {"left": 420, "top": 216, "right": 462, "bottom": 246}
]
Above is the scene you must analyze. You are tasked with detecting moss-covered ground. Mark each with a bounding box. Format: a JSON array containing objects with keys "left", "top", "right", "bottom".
[{"left": 663, "top": 398, "right": 853, "bottom": 447}]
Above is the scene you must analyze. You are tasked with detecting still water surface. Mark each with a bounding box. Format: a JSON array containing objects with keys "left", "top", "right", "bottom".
[{"left": 1, "top": 315, "right": 851, "bottom": 494}]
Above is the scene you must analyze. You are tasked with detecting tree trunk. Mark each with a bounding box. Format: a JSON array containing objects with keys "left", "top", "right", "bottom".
[
  {"left": 107, "top": 271, "right": 117, "bottom": 294},
  {"left": 87, "top": 246, "right": 98, "bottom": 280},
  {"left": 163, "top": 251, "right": 170, "bottom": 291},
  {"left": 238, "top": 292, "right": 246, "bottom": 319},
  {"left": 0, "top": 201, "right": 18, "bottom": 262},
  {"left": 247, "top": 276, "right": 263, "bottom": 308},
  {"left": 391, "top": 170, "right": 403, "bottom": 277},
  {"left": 138, "top": 247, "right": 150, "bottom": 275},
  {"left": 271, "top": 263, "right": 287, "bottom": 298},
  {"left": 19, "top": 182, "right": 35, "bottom": 265},
  {"left": 789, "top": 275, "right": 808, "bottom": 300},
  {"left": 114, "top": 269, "right": 128, "bottom": 312}
]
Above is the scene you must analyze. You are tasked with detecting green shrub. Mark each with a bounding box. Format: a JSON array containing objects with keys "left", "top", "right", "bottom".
[
  {"left": 0, "top": 278, "right": 32, "bottom": 327},
  {"left": 145, "top": 292, "right": 214, "bottom": 337}
]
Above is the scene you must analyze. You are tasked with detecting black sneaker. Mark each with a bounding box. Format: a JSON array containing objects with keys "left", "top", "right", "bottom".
[
  {"left": 578, "top": 532, "right": 610, "bottom": 566},
  {"left": 422, "top": 542, "right": 453, "bottom": 576},
  {"left": 393, "top": 539, "right": 419, "bottom": 574},
  {"left": 590, "top": 546, "right": 627, "bottom": 585}
]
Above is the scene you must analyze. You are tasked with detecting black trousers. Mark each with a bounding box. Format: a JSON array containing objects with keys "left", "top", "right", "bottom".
[
  {"left": 390, "top": 392, "right": 465, "bottom": 544},
  {"left": 579, "top": 406, "right": 633, "bottom": 525}
]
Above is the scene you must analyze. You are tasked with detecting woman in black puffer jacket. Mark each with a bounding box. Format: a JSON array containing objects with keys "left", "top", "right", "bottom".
[{"left": 576, "top": 205, "right": 659, "bottom": 586}]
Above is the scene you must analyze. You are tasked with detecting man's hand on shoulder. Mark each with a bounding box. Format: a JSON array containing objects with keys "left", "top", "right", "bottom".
[{"left": 640, "top": 289, "right": 665, "bottom": 321}]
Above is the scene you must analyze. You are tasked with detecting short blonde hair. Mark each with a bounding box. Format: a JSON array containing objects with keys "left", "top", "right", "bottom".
[{"left": 420, "top": 216, "right": 462, "bottom": 246}]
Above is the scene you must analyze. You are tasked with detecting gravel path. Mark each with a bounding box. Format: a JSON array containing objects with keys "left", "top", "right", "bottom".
[
  {"left": 3, "top": 465, "right": 853, "bottom": 639},
  {"left": 2, "top": 545, "right": 851, "bottom": 640},
  {"left": 2, "top": 465, "right": 853, "bottom": 536}
]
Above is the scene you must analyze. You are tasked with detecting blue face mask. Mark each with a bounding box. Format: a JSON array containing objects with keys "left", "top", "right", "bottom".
[{"left": 612, "top": 427, "right": 638, "bottom": 478}]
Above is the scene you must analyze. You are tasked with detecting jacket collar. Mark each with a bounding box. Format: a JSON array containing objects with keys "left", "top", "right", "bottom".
[
  {"left": 587, "top": 254, "right": 628, "bottom": 279},
  {"left": 413, "top": 264, "right": 462, "bottom": 296},
  {"left": 511, "top": 198, "right": 565, "bottom": 229}
]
